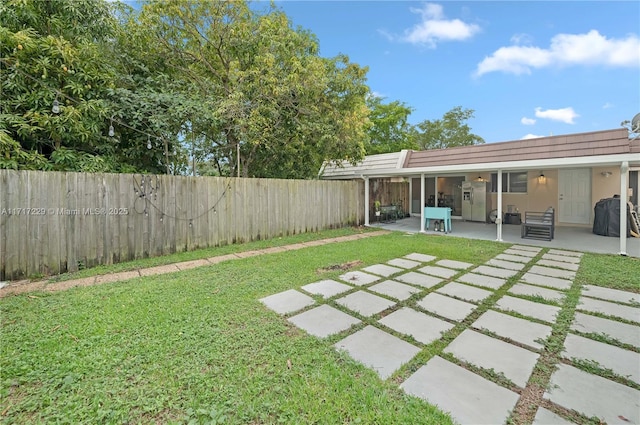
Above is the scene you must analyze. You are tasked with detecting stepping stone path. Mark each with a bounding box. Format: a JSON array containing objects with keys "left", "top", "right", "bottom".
[{"left": 260, "top": 246, "right": 640, "bottom": 424}]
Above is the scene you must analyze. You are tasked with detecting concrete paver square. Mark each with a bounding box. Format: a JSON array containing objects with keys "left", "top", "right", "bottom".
[
  {"left": 563, "top": 333, "right": 640, "bottom": 385},
  {"left": 503, "top": 248, "right": 537, "bottom": 258},
  {"left": 387, "top": 258, "right": 421, "bottom": 269},
  {"left": 582, "top": 285, "right": 640, "bottom": 305},
  {"left": 395, "top": 271, "right": 443, "bottom": 288},
  {"left": 301, "top": 280, "right": 353, "bottom": 299},
  {"left": 437, "top": 282, "right": 493, "bottom": 303},
  {"left": 572, "top": 312, "right": 640, "bottom": 348},
  {"left": 417, "top": 292, "right": 477, "bottom": 322},
  {"left": 444, "top": 329, "right": 539, "bottom": 387},
  {"left": 417, "top": 265, "right": 458, "bottom": 279},
  {"left": 473, "top": 310, "right": 552, "bottom": 350},
  {"left": 404, "top": 253, "right": 437, "bottom": 263},
  {"left": 435, "top": 259, "right": 473, "bottom": 269},
  {"left": 495, "top": 295, "right": 561, "bottom": 323},
  {"left": 368, "top": 280, "right": 421, "bottom": 301},
  {"left": 471, "top": 265, "right": 518, "bottom": 279},
  {"left": 510, "top": 245, "right": 542, "bottom": 252},
  {"left": 541, "top": 253, "right": 581, "bottom": 264},
  {"left": 529, "top": 265, "right": 576, "bottom": 280},
  {"left": 486, "top": 258, "right": 525, "bottom": 271},
  {"left": 520, "top": 272, "right": 571, "bottom": 290},
  {"left": 260, "top": 289, "right": 315, "bottom": 315},
  {"left": 537, "top": 259, "right": 580, "bottom": 271},
  {"left": 288, "top": 304, "right": 361, "bottom": 338},
  {"left": 494, "top": 253, "right": 532, "bottom": 264},
  {"left": 547, "top": 249, "right": 582, "bottom": 257},
  {"left": 363, "top": 264, "right": 404, "bottom": 277},
  {"left": 401, "top": 356, "right": 519, "bottom": 425},
  {"left": 336, "top": 291, "right": 396, "bottom": 317},
  {"left": 457, "top": 273, "right": 506, "bottom": 290},
  {"left": 544, "top": 364, "right": 639, "bottom": 425},
  {"left": 379, "top": 307, "right": 454, "bottom": 345},
  {"left": 335, "top": 325, "right": 420, "bottom": 379},
  {"left": 338, "top": 271, "right": 380, "bottom": 286},
  {"left": 578, "top": 296, "right": 640, "bottom": 323},
  {"left": 510, "top": 283, "right": 566, "bottom": 302},
  {"left": 533, "top": 407, "right": 574, "bottom": 425}
]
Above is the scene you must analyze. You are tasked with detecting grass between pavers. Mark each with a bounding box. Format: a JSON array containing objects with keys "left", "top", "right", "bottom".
[
  {"left": 2, "top": 232, "right": 639, "bottom": 424},
  {"left": 1, "top": 232, "right": 503, "bottom": 424}
]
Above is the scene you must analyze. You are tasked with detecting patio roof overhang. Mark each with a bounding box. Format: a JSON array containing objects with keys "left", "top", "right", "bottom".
[
  {"left": 359, "top": 151, "right": 640, "bottom": 257},
  {"left": 358, "top": 152, "right": 640, "bottom": 178}
]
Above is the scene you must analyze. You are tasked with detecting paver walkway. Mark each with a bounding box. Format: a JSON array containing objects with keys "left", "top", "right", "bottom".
[
  {"left": 261, "top": 245, "right": 640, "bottom": 424},
  {"left": 0, "top": 230, "right": 390, "bottom": 297}
]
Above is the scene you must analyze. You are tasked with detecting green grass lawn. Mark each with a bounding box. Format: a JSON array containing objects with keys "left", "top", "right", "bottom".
[{"left": 1, "top": 231, "right": 638, "bottom": 424}]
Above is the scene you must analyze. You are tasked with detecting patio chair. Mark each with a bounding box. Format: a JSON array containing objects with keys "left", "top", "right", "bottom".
[{"left": 521, "top": 207, "right": 555, "bottom": 241}]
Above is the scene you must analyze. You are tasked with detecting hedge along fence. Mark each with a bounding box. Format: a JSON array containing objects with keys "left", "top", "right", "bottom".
[{"left": 0, "top": 170, "right": 364, "bottom": 280}]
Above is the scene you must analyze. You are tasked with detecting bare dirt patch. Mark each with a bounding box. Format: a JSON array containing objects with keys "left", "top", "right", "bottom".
[{"left": 316, "top": 260, "right": 363, "bottom": 273}]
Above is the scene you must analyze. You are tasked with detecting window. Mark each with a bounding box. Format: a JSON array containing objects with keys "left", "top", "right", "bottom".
[{"left": 491, "top": 172, "right": 528, "bottom": 193}]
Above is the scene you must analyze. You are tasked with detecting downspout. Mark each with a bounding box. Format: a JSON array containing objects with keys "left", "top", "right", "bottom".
[
  {"left": 619, "top": 161, "right": 629, "bottom": 256},
  {"left": 496, "top": 169, "right": 503, "bottom": 241},
  {"left": 420, "top": 173, "right": 426, "bottom": 232},
  {"left": 363, "top": 175, "right": 370, "bottom": 226}
]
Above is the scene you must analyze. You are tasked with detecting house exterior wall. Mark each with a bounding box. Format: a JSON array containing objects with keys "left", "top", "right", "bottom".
[{"left": 468, "top": 168, "right": 628, "bottom": 227}]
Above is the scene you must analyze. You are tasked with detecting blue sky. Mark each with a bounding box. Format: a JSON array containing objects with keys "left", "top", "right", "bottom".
[{"left": 270, "top": 1, "right": 640, "bottom": 143}]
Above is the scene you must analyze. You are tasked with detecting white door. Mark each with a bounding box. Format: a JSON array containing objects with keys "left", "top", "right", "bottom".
[{"left": 558, "top": 169, "right": 591, "bottom": 224}]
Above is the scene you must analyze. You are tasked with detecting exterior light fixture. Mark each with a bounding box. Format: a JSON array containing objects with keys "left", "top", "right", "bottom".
[
  {"left": 601, "top": 171, "right": 612, "bottom": 178},
  {"left": 538, "top": 173, "right": 546, "bottom": 184}
]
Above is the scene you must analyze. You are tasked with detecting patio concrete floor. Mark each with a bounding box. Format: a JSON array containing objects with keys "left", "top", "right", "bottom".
[
  {"left": 261, "top": 245, "right": 640, "bottom": 425},
  {"left": 370, "top": 216, "right": 640, "bottom": 258}
]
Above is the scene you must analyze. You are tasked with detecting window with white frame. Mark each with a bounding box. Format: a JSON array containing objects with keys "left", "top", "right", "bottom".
[{"left": 491, "top": 172, "right": 528, "bottom": 193}]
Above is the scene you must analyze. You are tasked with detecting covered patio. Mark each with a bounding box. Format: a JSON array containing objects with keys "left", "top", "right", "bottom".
[{"left": 370, "top": 216, "right": 640, "bottom": 258}]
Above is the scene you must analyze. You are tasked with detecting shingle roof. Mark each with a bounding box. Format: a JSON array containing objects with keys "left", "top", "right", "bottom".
[
  {"left": 319, "top": 150, "right": 408, "bottom": 179},
  {"left": 403, "top": 128, "right": 633, "bottom": 168}
]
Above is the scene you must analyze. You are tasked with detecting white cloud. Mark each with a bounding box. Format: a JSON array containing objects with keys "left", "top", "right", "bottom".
[
  {"left": 510, "top": 33, "right": 533, "bottom": 45},
  {"left": 475, "top": 30, "right": 640, "bottom": 76},
  {"left": 521, "top": 117, "right": 536, "bottom": 125},
  {"left": 534, "top": 107, "right": 579, "bottom": 124},
  {"left": 602, "top": 102, "right": 614, "bottom": 109},
  {"left": 401, "top": 3, "right": 481, "bottom": 48},
  {"left": 521, "top": 133, "right": 545, "bottom": 140}
]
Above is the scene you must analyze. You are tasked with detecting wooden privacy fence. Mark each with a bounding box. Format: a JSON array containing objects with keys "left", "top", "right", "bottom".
[
  {"left": 370, "top": 179, "right": 410, "bottom": 215},
  {"left": 0, "top": 170, "right": 364, "bottom": 280}
]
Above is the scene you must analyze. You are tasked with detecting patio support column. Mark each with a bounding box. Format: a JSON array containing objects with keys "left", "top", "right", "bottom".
[
  {"left": 496, "top": 169, "right": 503, "bottom": 241},
  {"left": 408, "top": 177, "right": 413, "bottom": 214},
  {"left": 420, "top": 173, "right": 426, "bottom": 232},
  {"left": 364, "top": 176, "right": 370, "bottom": 226},
  {"left": 619, "top": 161, "right": 629, "bottom": 255}
]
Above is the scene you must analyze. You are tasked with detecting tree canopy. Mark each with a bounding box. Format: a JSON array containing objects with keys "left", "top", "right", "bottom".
[
  {"left": 1, "top": 0, "right": 484, "bottom": 176},
  {"left": 1, "top": 0, "right": 370, "bottom": 177},
  {"left": 415, "top": 106, "right": 484, "bottom": 150},
  {"left": 364, "top": 95, "right": 417, "bottom": 155}
]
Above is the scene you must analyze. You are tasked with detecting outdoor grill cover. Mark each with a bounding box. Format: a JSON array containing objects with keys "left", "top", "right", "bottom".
[{"left": 593, "top": 197, "right": 630, "bottom": 237}]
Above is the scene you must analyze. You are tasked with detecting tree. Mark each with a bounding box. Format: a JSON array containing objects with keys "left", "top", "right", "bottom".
[
  {"left": 1, "top": 0, "right": 371, "bottom": 177},
  {"left": 138, "top": 0, "right": 370, "bottom": 178},
  {"left": 415, "top": 106, "right": 484, "bottom": 150},
  {"left": 364, "top": 95, "right": 417, "bottom": 155},
  {"left": 1, "top": 0, "right": 120, "bottom": 171}
]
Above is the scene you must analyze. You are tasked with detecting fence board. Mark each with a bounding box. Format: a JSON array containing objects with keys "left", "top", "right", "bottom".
[{"left": 1, "top": 170, "right": 364, "bottom": 280}]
